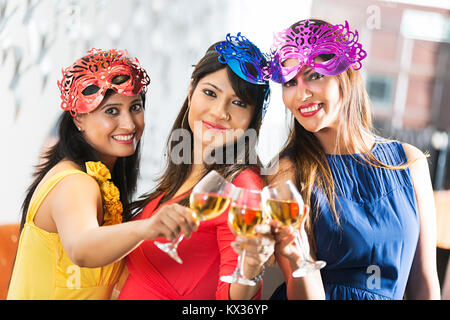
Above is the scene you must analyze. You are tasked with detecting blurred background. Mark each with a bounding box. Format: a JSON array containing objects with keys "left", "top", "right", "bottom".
[{"left": 0, "top": 0, "right": 449, "bottom": 299}]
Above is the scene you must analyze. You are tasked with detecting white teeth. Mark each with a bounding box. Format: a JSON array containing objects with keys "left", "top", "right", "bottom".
[
  {"left": 300, "top": 104, "right": 322, "bottom": 113},
  {"left": 113, "top": 134, "right": 134, "bottom": 141}
]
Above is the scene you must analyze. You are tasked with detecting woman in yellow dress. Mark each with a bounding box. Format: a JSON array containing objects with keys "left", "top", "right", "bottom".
[{"left": 7, "top": 49, "right": 198, "bottom": 300}]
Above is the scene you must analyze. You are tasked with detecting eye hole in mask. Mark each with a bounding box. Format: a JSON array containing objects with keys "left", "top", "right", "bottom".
[
  {"left": 80, "top": 74, "right": 131, "bottom": 96},
  {"left": 111, "top": 74, "right": 130, "bottom": 85},
  {"left": 244, "top": 61, "right": 258, "bottom": 78},
  {"left": 313, "top": 53, "right": 336, "bottom": 63},
  {"left": 281, "top": 58, "right": 301, "bottom": 68},
  {"left": 81, "top": 85, "right": 100, "bottom": 96}
]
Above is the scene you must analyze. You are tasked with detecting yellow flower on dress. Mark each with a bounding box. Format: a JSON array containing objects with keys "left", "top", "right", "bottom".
[
  {"left": 101, "top": 181, "right": 120, "bottom": 202},
  {"left": 86, "top": 161, "right": 111, "bottom": 182},
  {"left": 85, "top": 161, "right": 123, "bottom": 226},
  {"left": 103, "top": 201, "right": 123, "bottom": 225}
]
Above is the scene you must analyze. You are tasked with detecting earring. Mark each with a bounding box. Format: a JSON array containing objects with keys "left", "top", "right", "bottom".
[{"left": 181, "top": 107, "right": 189, "bottom": 126}]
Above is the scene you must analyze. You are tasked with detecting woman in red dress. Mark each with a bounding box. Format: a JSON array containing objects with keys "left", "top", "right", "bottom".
[{"left": 118, "top": 34, "right": 273, "bottom": 300}]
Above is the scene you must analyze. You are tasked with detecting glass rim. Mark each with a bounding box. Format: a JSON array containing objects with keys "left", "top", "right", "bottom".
[
  {"left": 233, "top": 186, "right": 262, "bottom": 194},
  {"left": 193, "top": 170, "right": 230, "bottom": 191},
  {"left": 262, "top": 179, "right": 295, "bottom": 190}
]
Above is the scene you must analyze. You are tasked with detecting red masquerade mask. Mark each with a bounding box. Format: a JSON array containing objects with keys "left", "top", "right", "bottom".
[{"left": 57, "top": 48, "right": 150, "bottom": 116}]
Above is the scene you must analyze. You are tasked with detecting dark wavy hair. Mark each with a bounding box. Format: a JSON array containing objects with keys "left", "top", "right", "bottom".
[
  {"left": 131, "top": 42, "right": 269, "bottom": 215},
  {"left": 20, "top": 90, "right": 145, "bottom": 230}
]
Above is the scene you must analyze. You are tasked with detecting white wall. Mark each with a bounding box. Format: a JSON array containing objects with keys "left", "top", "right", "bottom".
[{"left": 0, "top": 0, "right": 312, "bottom": 224}]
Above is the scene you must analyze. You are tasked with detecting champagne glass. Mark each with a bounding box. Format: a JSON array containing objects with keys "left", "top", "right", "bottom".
[
  {"left": 154, "top": 170, "right": 234, "bottom": 264},
  {"left": 220, "top": 188, "right": 265, "bottom": 286},
  {"left": 262, "top": 180, "right": 326, "bottom": 277}
]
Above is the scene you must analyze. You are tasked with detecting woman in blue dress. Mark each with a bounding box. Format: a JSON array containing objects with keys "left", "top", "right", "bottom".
[{"left": 265, "top": 19, "right": 441, "bottom": 300}]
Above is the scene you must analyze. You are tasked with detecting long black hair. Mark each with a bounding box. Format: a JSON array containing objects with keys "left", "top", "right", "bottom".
[
  {"left": 131, "top": 43, "right": 269, "bottom": 215},
  {"left": 20, "top": 90, "right": 145, "bottom": 231}
]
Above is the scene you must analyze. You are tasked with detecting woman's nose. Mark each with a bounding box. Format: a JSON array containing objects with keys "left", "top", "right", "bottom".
[
  {"left": 210, "top": 99, "right": 229, "bottom": 121},
  {"left": 295, "top": 79, "right": 313, "bottom": 102},
  {"left": 119, "top": 111, "right": 136, "bottom": 131}
]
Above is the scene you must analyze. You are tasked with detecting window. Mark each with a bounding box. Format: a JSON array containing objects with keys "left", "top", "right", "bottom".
[{"left": 366, "top": 74, "right": 395, "bottom": 108}]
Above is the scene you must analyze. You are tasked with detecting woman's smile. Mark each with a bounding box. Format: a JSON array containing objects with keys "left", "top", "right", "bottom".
[
  {"left": 202, "top": 120, "right": 228, "bottom": 131},
  {"left": 297, "top": 103, "right": 324, "bottom": 117},
  {"left": 112, "top": 132, "right": 136, "bottom": 144}
]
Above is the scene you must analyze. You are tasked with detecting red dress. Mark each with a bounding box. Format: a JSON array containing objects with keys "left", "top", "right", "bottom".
[{"left": 118, "top": 168, "right": 264, "bottom": 300}]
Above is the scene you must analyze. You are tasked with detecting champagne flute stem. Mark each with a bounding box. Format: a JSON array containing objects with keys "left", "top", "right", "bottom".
[
  {"left": 293, "top": 229, "right": 308, "bottom": 263},
  {"left": 171, "top": 233, "right": 185, "bottom": 249},
  {"left": 231, "top": 247, "right": 246, "bottom": 279},
  {"left": 237, "top": 248, "right": 246, "bottom": 278}
]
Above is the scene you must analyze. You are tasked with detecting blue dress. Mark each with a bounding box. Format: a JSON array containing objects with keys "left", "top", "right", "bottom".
[{"left": 270, "top": 140, "right": 420, "bottom": 300}]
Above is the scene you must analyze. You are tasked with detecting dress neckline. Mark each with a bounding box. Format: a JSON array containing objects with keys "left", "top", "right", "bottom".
[
  {"left": 325, "top": 140, "right": 380, "bottom": 158},
  {"left": 169, "top": 188, "right": 193, "bottom": 202}
]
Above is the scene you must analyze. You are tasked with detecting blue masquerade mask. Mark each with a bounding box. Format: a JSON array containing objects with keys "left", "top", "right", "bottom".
[
  {"left": 215, "top": 33, "right": 271, "bottom": 118},
  {"left": 215, "top": 33, "right": 269, "bottom": 85}
]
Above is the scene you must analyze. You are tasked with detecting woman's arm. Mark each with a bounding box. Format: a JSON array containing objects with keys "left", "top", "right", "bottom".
[
  {"left": 402, "top": 143, "right": 441, "bottom": 299},
  {"left": 269, "top": 158, "right": 325, "bottom": 300},
  {"left": 50, "top": 174, "right": 197, "bottom": 268}
]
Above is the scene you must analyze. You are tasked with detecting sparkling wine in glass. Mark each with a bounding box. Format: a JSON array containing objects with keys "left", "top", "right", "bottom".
[
  {"left": 189, "top": 192, "right": 231, "bottom": 221},
  {"left": 220, "top": 188, "right": 265, "bottom": 286},
  {"left": 154, "top": 170, "right": 234, "bottom": 264},
  {"left": 262, "top": 180, "right": 326, "bottom": 277}
]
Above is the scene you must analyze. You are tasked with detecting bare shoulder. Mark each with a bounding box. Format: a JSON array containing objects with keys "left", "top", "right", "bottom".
[
  {"left": 401, "top": 143, "right": 433, "bottom": 191},
  {"left": 55, "top": 170, "right": 99, "bottom": 192},
  {"left": 401, "top": 143, "right": 430, "bottom": 174},
  {"left": 401, "top": 143, "right": 427, "bottom": 163},
  {"left": 267, "top": 157, "right": 296, "bottom": 184},
  {"left": 47, "top": 168, "right": 101, "bottom": 224},
  {"left": 278, "top": 157, "right": 296, "bottom": 170},
  {"left": 41, "top": 160, "right": 82, "bottom": 182},
  {"left": 52, "top": 159, "right": 84, "bottom": 172},
  {"left": 35, "top": 160, "right": 89, "bottom": 195},
  {"left": 46, "top": 161, "right": 100, "bottom": 201},
  {"left": 34, "top": 160, "right": 101, "bottom": 232}
]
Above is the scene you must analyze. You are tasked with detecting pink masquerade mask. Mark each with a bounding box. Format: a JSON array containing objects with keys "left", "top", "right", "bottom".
[
  {"left": 57, "top": 48, "right": 150, "bottom": 116},
  {"left": 267, "top": 20, "right": 367, "bottom": 83}
]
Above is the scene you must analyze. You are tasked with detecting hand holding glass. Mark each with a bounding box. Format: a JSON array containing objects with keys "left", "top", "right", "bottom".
[
  {"left": 262, "top": 180, "right": 326, "bottom": 277},
  {"left": 154, "top": 170, "right": 234, "bottom": 264},
  {"left": 220, "top": 188, "right": 265, "bottom": 286}
]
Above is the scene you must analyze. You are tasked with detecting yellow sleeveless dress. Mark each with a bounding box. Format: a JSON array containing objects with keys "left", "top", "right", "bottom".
[{"left": 7, "top": 162, "right": 125, "bottom": 300}]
